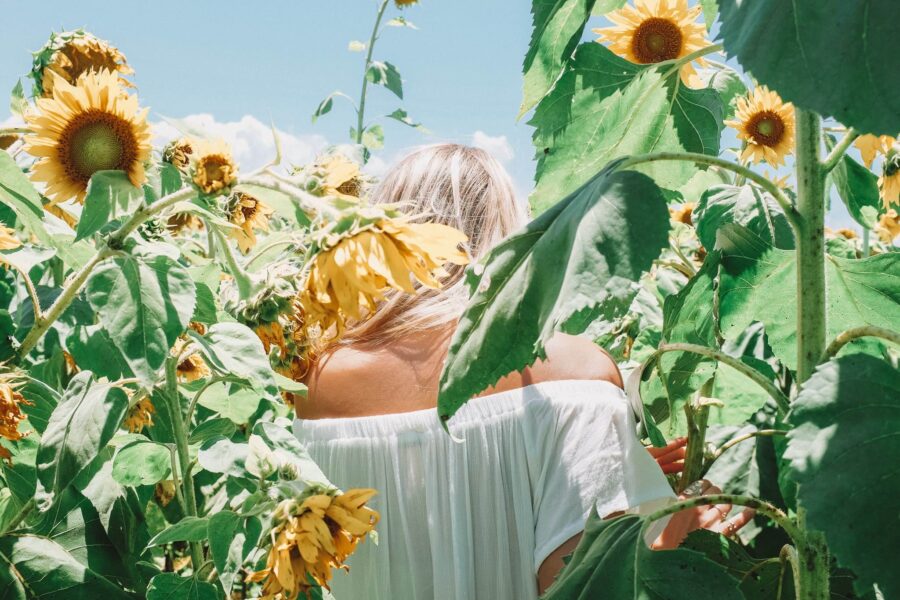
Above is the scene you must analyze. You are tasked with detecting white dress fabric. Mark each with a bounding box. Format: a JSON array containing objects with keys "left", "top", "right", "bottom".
[{"left": 293, "top": 379, "right": 675, "bottom": 600}]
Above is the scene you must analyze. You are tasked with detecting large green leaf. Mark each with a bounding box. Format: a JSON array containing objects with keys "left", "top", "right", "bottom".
[
  {"left": 195, "top": 382, "right": 263, "bottom": 425},
  {"left": 718, "top": 0, "right": 900, "bottom": 135},
  {"left": 208, "top": 511, "right": 261, "bottom": 596},
  {"left": 542, "top": 513, "right": 744, "bottom": 599},
  {"left": 146, "top": 573, "right": 218, "bottom": 600},
  {"left": 718, "top": 226, "right": 900, "bottom": 370},
  {"left": 694, "top": 184, "right": 794, "bottom": 251},
  {"left": 438, "top": 166, "right": 669, "bottom": 421},
  {"left": 785, "top": 355, "right": 900, "bottom": 598},
  {"left": 112, "top": 440, "right": 171, "bottom": 486},
  {"left": 830, "top": 153, "right": 881, "bottom": 230},
  {"left": 0, "top": 151, "right": 48, "bottom": 244},
  {"left": 86, "top": 255, "right": 196, "bottom": 386},
  {"left": 36, "top": 372, "right": 129, "bottom": 495},
  {"left": 365, "top": 61, "right": 403, "bottom": 99},
  {"left": 187, "top": 322, "right": 279, "bottom": 400},
  {"left": 0, "top": 534, "right": 131, "bottom": 600},
  {"left": 519, "top": 0, "right": 597, "bottom": 118},
  {"left": 75, "top": 171, "right": 146, "bottom": 241},
  {"left": 146, "top": 517, "right": 209, "bottom": 547},
  {"left": 529, "top": 43, "right": 723, "bottom": 213}
]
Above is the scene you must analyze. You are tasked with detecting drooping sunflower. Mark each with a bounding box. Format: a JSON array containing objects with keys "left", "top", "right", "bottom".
[
  {"left": 319, "top": 153, "right": 363, "bottom": 201},
  {"left": 256, "top": 320, "right": 287, "bottom": 357},
  {"left": 167, "top": 211, "right": 204, "bottom": 234},
  {"left": 226, "top": 192, "right": 274, "bottom": 253},
  {"left": 395, "top": 0, "right": 418, "bottom": 6},
  {"left": 879, "top": 144, "right": 900, "bottom": 210},
  {"left": 874, "top": 209, "right": 900, "bottom": 244},
  {"left": 0, "top": 225, "right": 21, "bottom": 250},
  {"left": 162, "top": 137, "right": 194, "bottom": 170},
  {"left": 824, "top": 227, "right": 857, "bottom": 241},
  {"left": 0, "top": 373, "right": 32, "bottom": 466},
  {"left": 191, "top": 139, "right": 238, "bottom": 195},
  {"left": 854, "top": 134, "right": 895, "bottom": 169},
  {"left": 725, "top": 86, "right": 795, "bottom": 167},
  {"left": 32, "top": 31, "right": 133, "bottom": 98},
  {"left": 298, "top": 217, "right": 468, "bottom": 340},
  {"left": 122, "top": 397, "right": 155, "bottom": 433},
  {"left": 669, "top": 202, "right": 694, "bottom": 226},
  {"left": 247, "top": 488, "right": 379, "bottom": 598},
  {"left": 593, "top": 0, "right": 709, "bottom": 86},
  {"left": 172, "top": 339, "right": 212, "bottom": 383},
  {"left": 24, "top": 69, "right": 152, "bottom": 205}
]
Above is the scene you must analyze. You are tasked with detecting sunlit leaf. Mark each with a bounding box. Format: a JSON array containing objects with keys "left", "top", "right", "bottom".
[
  {"left": 694, "top": 184, "right": 794, "bottom": 251},
  {"left": 112, "top": 440, "right": 171, "bottom": 486},
  {"left": 146, "top": 517, "right": 209, "bottom": 547},
  {"left": 76, "top": 171, "right": 145, "bottom": 241},
  {"left": 208, "top": 511, "right": 261, "bottom": 595},
  {"left": 366, "top": 61, "right": 403, "bottom": 99},
  {"left": 146, "top": 572, "right": 218, "bottom": 600}
]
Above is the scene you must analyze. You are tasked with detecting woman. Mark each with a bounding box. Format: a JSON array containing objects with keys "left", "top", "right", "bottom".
[{"left": 295, "top": 144, "right": 750, "bottom": 599}]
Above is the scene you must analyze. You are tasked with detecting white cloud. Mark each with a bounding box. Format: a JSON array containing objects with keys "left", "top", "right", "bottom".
[
  {"left": 471, "top": 130, "right": 514, "bottom": 164},
  {"left": 151, "top": 114, "right": 328, "bottom": 172}
]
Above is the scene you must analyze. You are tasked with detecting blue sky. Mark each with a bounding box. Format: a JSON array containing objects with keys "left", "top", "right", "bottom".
[{"left": 0, "top": 0, "right": 857, "bottom": 227}]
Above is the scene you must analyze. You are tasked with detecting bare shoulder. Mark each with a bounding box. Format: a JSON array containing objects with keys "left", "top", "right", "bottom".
[{"left": 488, "top": 333, "right": 623, "bottom": 394}]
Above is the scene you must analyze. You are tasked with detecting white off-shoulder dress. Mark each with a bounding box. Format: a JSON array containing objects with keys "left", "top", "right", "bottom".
[{"left": 293, "top": 379, "right": 675, "bottom": 600}]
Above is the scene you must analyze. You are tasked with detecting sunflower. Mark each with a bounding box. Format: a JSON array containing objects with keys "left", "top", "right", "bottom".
[
  {"left": 172, "top": 339, "right": 211, "bottom": 382},
  {"left": 0, "top": 225, "right": 21, "bottom": 250},
  {"left": 33, "top": 31, "right": 133, "bottom": 98},
  {"left": 319, "top": 153, "right": 363, "bottom": 201},
  {"left": 298, "top": 217, "right": 468, "bottom": 339},
  {"left": 162, "top": 137, "right": 194, "bottom": 170},
  {"left": 226, "top": 192, "right": 274, "bottom": 253},
  {"left": 825, "top": 227, "right": 857, "bottom": 240},
  {"left": 854, "top": 134, "right": 895, "bottom": 169},
  {"left": 154, "top": 480, "right": 177, "bottom": 507},
  {"left": 23, "top": 69, "right": 151, "bottom": 205},
  {"left": 874, "top": 209, "right": 900, "bottom": 244},
  {"left": 191, "top": 139, "right": 237, "bottom": 195},
  {"left": 122, "top": 397, "right": 155, "bottom": 433},
  {"left": 167, "top": 211, "right": 204, "bottom": 234},
  {"left": 879, "top": 145, "right": 900, "bottom": 210},
  {"left": 725, "top": 86, "right": 795, "bottom": 167},
  {"left": 0, "top": 135, "right": 19, "bottom": 151},
  {"left": 395, "top": 0, "right": 418, "bottom": 6},
  {"left": 593, "top": 0, "right": 709, "bottom": 86},
  {"left": 256, "top": 320, "right": 287, "bottom": 357},
  {"left": 669, "top": 202, "right": 694, "bottom": 225},
  {"left": 247, "top": 488, "right": 379, "bottom": 598},
  {"left": 0, "top": 373, "right": 31, "bottom": 465}
]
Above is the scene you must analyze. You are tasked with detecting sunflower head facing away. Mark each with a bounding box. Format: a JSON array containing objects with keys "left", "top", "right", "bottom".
[
  {"left": 248, "top": 487, "right": 379, "bottom": 598},
  {"left": 162, "top": 137, "right": 195, "bottom": 170},
  {"left": 122, "top": 397, "right": 155, "bottom": 433},
  {"left": 32, "top": 30, "right": 133, "bottom": 98},
  {"left": 298, "top": 213, "right": 468, "bottom": 341},
  {"left": 725, "top": 86, "right": 795, "bottom": 167},
  {"left": 24, "top": 68, "right": 152, "bottom": 205},
  {"left": 879, "top": 145, "right": 900, "bottom": 211},
  {"left": 172, "top": 339, "right": 211, "bottom": 383},
  {"left": 316, "top": 153, "right": 364, "bottom": 201},
  {"left": 593, "top": 0, "right": 709, "bottom": 86},
  {"left": 191, "top": 139, "right": 238, "bottom": 195},
  {"left": 854, "top": 134, "right": 896, "bottom": 169},
  {"left": 874, "top": 209, "right": 900, "bottom": 244},
  {"left": 226, "top": 192, "right": 274, "bottom": 253},
  {"left": 0, "top": 372, "right": 32, "bottom": 466}
]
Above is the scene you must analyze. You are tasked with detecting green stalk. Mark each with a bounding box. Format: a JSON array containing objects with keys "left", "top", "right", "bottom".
[
  {"left": 1, "top": 498, "right": 35, "bottom": 535},
  {"left": 210, "top": 229, "right": 254, "bottom": 298},
  {"left": 355, "top": 0, "right": 390, "bottom": 144},
  {"left": 794, "top": 109, "right": 827, "bottom": 384},
  {"left": 164, "top": 358, "right": 205, "bottom": 573},
  {"left": 677, "top": 378, "right": 713, "bottom": 493},
  {"left": 821, "top": 325, "right": 900, "bottom": 362},
  {"left": 821, "top": 128, "right": 859, "bottom": 173}
]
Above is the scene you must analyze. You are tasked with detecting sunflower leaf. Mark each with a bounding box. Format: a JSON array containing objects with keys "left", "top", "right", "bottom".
[
  {"left": 146, "top": 572, "right": 218, "bottom": 600},
  {"left": 10, "top": 80, "right": 26, "bottom": 117},
  {"left": 694, "top": 184, "right": 795, "bottom": 251},
  {"left": 76, "top": 171, "right": 146, "bottom": 242},
  {"left": 519, "top": 0, "right": 598, "bottom": 119},
  {"left": 529, "top": 43, "right": 722, "bottom": 214},
  {"left": 438, "top": 166, "right": 669, "bottom": 422},
  {"left": 718, "top": 0, "right": 900, "bottom": 135},
  {"left": 826, "top": 138, "right": 881, "bottom": 230},
  {"left": 366, "top": 61, "right": 403, "bottom": 99}
]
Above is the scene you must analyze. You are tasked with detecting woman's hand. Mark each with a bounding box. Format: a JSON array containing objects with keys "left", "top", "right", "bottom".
[
  {"left": 647, "top": 437, "right": 687, "bottom": 474},
  {"left": 652, "top": 479, "right": 756, "bottom": 549}
]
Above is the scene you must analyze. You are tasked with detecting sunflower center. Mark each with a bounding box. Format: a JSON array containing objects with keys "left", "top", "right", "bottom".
[
  {"left": 632, "top": 18, "right": 683, "bottom": 63},
  {"left": 747, "top": 111, "right": 786, "bottom": 147},
  {"left": 201, "top": 156, "right": 229, "bottom": 182},
  {"left": 60, "top": 109, "right": 138, "bottom": 183},
  {"left": 336, "top": 178, "right": 361, "bottom": 197}
]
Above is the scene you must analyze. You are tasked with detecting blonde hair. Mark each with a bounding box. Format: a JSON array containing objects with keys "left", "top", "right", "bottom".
[{"left": 341, "top": 143, "right": 528, "bottom": 345}]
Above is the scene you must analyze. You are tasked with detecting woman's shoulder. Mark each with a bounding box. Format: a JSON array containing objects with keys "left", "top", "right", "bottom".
[{"left": 485, "top": 333, "right": 623, "bottom": 396}]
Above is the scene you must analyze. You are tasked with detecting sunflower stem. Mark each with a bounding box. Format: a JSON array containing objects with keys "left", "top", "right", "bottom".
[
  {"left": 677, "top": 379, "right": 713, "bottom": 493},
  {"left": 617, "top": 152, "right": 801, "bottom": 234},
  {"left": 1, "top": 497, "right": 35, "bottom": 535},
  {"left": 821, "top": 325, "right": 900, "bottom": 363},
  {"left": 356, "top": 0, "right": 391, "bottom": 147},
  {"left": 794, "top": 109, "right": 827, "bottom": 384},
  {"left": 712, "top": 429, "right": 787, "bottom": 461},
  {"left": 656, "top": 342, "right": 791, "bottom": 414},
  {"left": 210, "top": 229, "right": 255, "bottom": 298},
  {"left": 7, "top": 262, "right": 43, "bottom": 326},
  {"left": 164, "top": 357, "right": 205, "bottom": 573},
  {"left": 821, "top": 128, "right": 859, "bottom": 172}
]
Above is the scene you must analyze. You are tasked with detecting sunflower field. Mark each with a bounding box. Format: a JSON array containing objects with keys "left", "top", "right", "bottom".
[{"left": 0, "top": 0, "right": 898, "bottom": 599}]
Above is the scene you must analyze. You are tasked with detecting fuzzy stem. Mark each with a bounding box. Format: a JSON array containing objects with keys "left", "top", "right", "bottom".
[
  {"left": 167, "top": 445, "right": 188, "bottom": 513},
  {"left": 678, "top": 379, "right": 713, "bottom": 493},
  {"left": 821, "top": 128, "right": 859, "bottom": 172},
  {"left": 164, "top": 358, "right": 205, "bottom": 572},
  {"left": 7, "top": 263, "right": 42, "bottom": 325},
  {"left": 617, "top": 152, "right": 801, "bottom": 233},
  {"left": 657, "top": 342, "right": 790, "bottom": 414},
  {"left": 821, "top": 325, "right": 900, "bottom": 362},
  {"left": 1, "top": 498, "right": 35, "bottom": 535},
  {"left": 712, "top": 429, "right": 787, "bottom": 460},
  {"left": 861, "top": 228, "right": 870, "bottom": 257},
  {"left": 794, "top": 110, "right": 827, "bottom": 384},
  {"left": 210, "top": 229, "right": 254, "bottom": 298},
  {"left": 356, "top": 0, "right": 391, "bottom": 144}
]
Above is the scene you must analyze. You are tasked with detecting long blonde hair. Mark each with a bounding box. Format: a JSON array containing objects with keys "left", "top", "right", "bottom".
[{"left": 341, "top": 143, "right": 528, "bottom": 345}]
